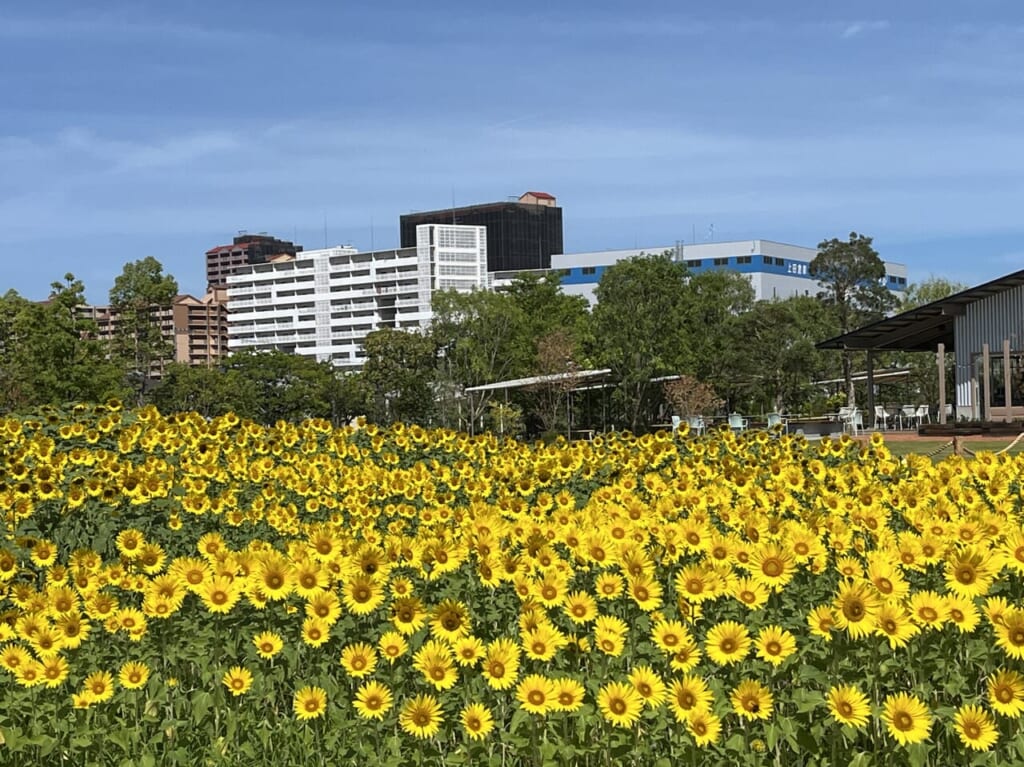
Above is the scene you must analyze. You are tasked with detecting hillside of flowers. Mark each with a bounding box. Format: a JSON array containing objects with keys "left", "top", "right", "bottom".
[{"left": 2, "top": 402, "right": 1024, "bottom": 766}]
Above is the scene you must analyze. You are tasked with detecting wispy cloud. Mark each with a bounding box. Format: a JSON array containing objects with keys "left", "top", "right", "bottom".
[
  {"left": 840, "top": 20, "right": 890, "bottom": 39},
  {"left": 54, "top": 128, "right": 241, "bottom": 172},
  {"left": 0, "top": 13, "right": 261, "bottom": 46}
]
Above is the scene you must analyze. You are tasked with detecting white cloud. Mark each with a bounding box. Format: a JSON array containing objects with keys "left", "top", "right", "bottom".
[{"left": 840, "top": 20, "right": 890, "bottom": 39}]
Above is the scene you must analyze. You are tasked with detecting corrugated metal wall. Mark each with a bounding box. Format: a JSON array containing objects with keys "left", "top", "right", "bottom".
[{"left": 955, "top": 283, "right": 1024, "bottom": 411}]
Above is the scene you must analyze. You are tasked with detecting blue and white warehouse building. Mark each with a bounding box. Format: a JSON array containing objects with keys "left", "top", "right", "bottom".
[{"left": 547, "top": 239, "right": 908, "bottom": 305}]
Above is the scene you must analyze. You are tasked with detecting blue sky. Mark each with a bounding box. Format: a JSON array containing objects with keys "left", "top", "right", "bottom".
[{"left": 3, "top": 1, "right": 1023, "bottom": 302}]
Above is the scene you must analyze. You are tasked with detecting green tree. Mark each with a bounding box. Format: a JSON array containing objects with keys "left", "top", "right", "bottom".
[
  {"left": 809, "top": 233, "right": 897, "bottom": 404},
  {"left": 3, "top": 275, "right": 125, "bottom": 410},
  {"left": 737, "top": 296, "right": 840, "bottom": 414},
  {"left": 679, "top": 269, "right": 756, "bottom": 410},
  {"left": 591, "top": 254, "right": 690, "bottom": 431},
  {"left": 431, "top": 289, "right": 532, "bottom": 431},
  {"left": 0, "top": 290, "right": 30, "bottom": 410},
  {"left": 222, "top": 349, "right": 337, "bottom": 425},
  {"left": 109, "top": 257, "right": 179, "bottom": 404},
  {"left": 528, "top": 328, "right": 582, "bottom": 436},
  {"left": 504, "top": 272, "right": 592, "bottom": 361},
  {"left": 900, "top": 276, "right": 967, "bottom": 311},
  {"left": 362, "top": 328, "right": 437, "bottom": 424},
  {"left": 150, "top": 362, "right": 240, "bottom": 418}
]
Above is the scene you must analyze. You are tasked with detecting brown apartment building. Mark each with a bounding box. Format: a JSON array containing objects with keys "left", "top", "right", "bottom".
[
  {"left": 76, "top": 288, "right": 229, "bottom": 377},
  {"left": 206, "top": 233, "right": 302, "bottom": 288}
]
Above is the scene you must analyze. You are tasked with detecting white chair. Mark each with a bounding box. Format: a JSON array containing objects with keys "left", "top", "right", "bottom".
[
  {"left": 915, "top": 405, "right": 931, "bottom": 425},
  {"left": 901, "top": 405, "right": 916, "bottom": 429},
  {"left": 728, "top": 413, "right": 748, "bottom": 433},
  {"left": 841, "top": 408, "right": 862, "bottom": 435},
  {"left": 686, "top": 415, "right": 705, "bottom": 436},
  {"left": 766, "top": 413, "right": 786, "bottom": 432},
  {"left": 873, "top": 406, "right": 891, "bottom": 431}
]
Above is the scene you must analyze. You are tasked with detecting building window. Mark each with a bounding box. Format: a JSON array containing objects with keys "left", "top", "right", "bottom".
[
  {"left": 762, "top": 256, "right": 773, "bottom": 264},
  {"left": 736, "top": 256, "right": 752, "bottom": 264},
  {"left": 582, "top": 266, "right": 596, "bottom": 275},
  {"left": 713, "top": 258, "right": 728, "bottom": 266},
  {"left": 774, "top": 258, "right": 785, "bottom": 266},
  {"left": 685, "top": 259, "right": 702, "bottom": 267}
]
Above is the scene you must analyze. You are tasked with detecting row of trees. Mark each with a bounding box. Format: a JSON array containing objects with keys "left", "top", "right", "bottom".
[
  {"left": 0, "top": 235, "right": 963, "bottom": 433},
  {"left": 0, "top": 258, "right": 179, "bottom": 412}
]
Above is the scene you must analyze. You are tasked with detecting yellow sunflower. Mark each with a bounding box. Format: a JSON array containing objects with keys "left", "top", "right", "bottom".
[
  {"left": 954, "top": 704, "right": 998, "bottom": 751},
  {"left": 301, "top": 616, "right": 332, "bottom": 648},
  {"left": 413, "top": 639, "right": 457, "bottom": 691},
  {"left": 754, "top": 625, "right": 797, "bottom": 666},
  {"left": 481, "top": 637, "right": 520, "bottom": 690},
  {"left": 704, "top": 620, "right": 751, "bottom": 666},
  {"left": 81, "top": 670, "right": 115, "bottom": 703},
  {"left": 521, "top": 622, "right": 568, "bottom": 662},
  {"left": 378, "top": 631, "right": 409, "bottom": 664},
  {"left": 353, "top": 681, "right": 392, "bottom": 720},
  {"left": 881, "top": 692, "right": 931, "bottom": 745},
  {"left": 669, "top": 675, "right": 714, "bottom": 722},
  {"left": 873, "top": 602, "right": 920, "bottom": 649},
  {"left": 832, "top": 580, "right": 881, "bottom": 639},
  {"left": 988, "top": 669, "right": 1024, "bottom": 718},
  {"left": 293, "top": 685, "right": 327, "bottom": 720},
  {"left": 340, "top": 642, "right": 378, "bottom": 678},
  {"left": 995, "top": 608, "right": 1024, "bottom": 660},
  {"left": 119, "top": 661, "right": 150, "bottom": 690},
  {"left": 551, "top": 678, "right": 586, "bottom": 712},
  {"left": 562, "top": 591, "right": 598, "bottom": 624},
  {"left": 222, "top": 666, "right": 253, "bottom": 697},
  {"left": 460, "top": 702, "right": 495, "bottom": 740},
  {"left": 430, "top": 599, "right": 472, "bottom": 642},
  {"left": 826, "top": 685, "right": 870, "bottom": 729},
  {"left": 628, "top": 665, "right": 667, "bottom": 707},
  {"left": 944, "top": 546, "right": 996, "bottom": 598},
  {"left": 747, "top": 541, "right": 796, "bottom": 590},
  {"left": 907, "top": 589, "right": 948, "bottom": 629},
  {"left": 253, "top": 630, "right": 284, "bottom": 659},
  {"left": 597, "top": 681, "right": 644, "bottom": 728},
  {"left": 731, "top": 679, "right": 773, "bottom": 721},
  {"left": 516, "top": 674, "right": 556, "bottom": 715},
  {"left": 399, "top": 694, "right": 443, "bottom": 739},
  {"left": 40, "top": 655, "right": 69, "bottom": 688},
  {"left": 686, "top": 708, "right": 721, "bottom": 746}
]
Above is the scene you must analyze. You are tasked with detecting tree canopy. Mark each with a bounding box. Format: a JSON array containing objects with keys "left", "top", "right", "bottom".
[
  {"left": 591, "top": 253, "right": 691, "bottom": 431},
  {"left": 810, "top": 232, "right": 897, "bottom": 404}
]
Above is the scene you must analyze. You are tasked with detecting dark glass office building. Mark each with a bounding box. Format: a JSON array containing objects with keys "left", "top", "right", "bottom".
[{"left": 399, "top": 192, "right": 562, "bottom": 273}]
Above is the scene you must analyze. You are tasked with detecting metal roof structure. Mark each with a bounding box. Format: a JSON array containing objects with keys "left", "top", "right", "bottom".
[
  {"left": 464, "top": 368, "right": 613, "bottom": 394},
  {"left": 817, "top": 268, "right": 1024, "bottom": 352},
  {"left": 813, "top": 368, "right": 913, "bottom": 386}
]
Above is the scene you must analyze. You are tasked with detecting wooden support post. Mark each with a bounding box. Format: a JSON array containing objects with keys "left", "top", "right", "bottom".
[
  {"left": 982, "top": 343, "right": 991, "bottom": 423},
  {"left": 937, "top": 342, "right": 947, "bottom": 424},
  {"left": 865, "top": 351, "right": 875, "bottom": 428},
  {"left": 1004, "top": 339, "right": 1013, "bottom": 423}
]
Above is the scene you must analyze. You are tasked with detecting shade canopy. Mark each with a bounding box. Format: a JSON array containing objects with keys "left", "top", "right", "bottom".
[{"left": 817, "top": 269, "right": 1024, "bottom": 352}]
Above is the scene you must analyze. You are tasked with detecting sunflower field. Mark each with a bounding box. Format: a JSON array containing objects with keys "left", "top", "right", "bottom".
[{"left": 2, "top": 402, "right": 1024, "bottom": 766}]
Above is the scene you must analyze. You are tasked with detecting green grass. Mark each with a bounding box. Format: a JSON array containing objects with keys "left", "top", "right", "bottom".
[{"left": 880, "top": 437, "right": 1024, "bottom": 458}]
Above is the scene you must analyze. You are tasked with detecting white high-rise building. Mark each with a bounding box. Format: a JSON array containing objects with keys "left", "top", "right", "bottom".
[{"left": 226, "top": 224, "right": 487, "bottom": 370}]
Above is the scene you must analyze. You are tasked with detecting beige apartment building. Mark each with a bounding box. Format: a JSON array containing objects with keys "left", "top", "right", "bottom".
[{"left": 76, "top": 288, "right": 228, "bottom": 376}]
